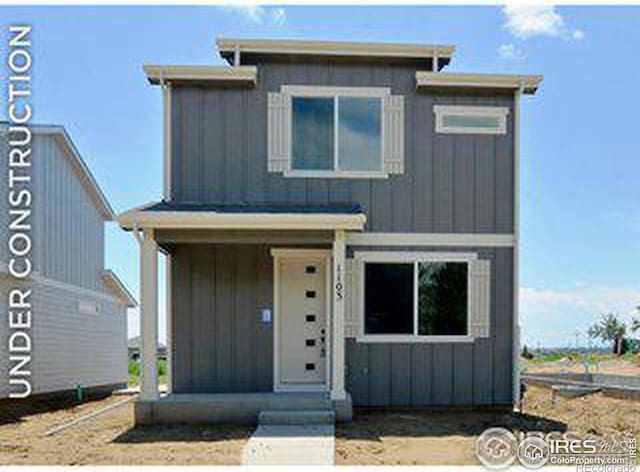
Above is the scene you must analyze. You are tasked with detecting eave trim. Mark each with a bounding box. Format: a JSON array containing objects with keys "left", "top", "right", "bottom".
[
  {"left": 117, "top": 208, "right": 366, "bottom": 231},
  {"left": 101, "top": 269, "right": 138, "bottom": 308},
  {"left": 216, "top": 37, "right": 455, "bottom": 61},
  {"left": 416, "top": 71, "right": 543, "bottom": 95},
  {"left": 143, "top": 65, "right": 258, "bottom": 86}
]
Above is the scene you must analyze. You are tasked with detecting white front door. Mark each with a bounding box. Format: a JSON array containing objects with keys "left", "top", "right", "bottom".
[{"left": 275, "top": 252, "right": 329, "bottom": 391}]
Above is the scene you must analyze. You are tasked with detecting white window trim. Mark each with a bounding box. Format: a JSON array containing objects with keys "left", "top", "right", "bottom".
[
  {"left": 282, "top": 85, "right": 390, "bottom": 178},
  {"left": 354, "top": 251, "right": 476, "bottom": 344},
  {"left": 434, "top": 105, "right": 509, "bottom": 135}
]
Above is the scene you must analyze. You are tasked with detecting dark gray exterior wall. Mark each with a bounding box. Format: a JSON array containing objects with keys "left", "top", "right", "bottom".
[
  {"left": 170, "top": 242, "right": 513, "bottom": 406},
  {"left": 171, "top": 243, "right": 274, "bottom": 393},
  {"left": 345, "top": 246, "right": 513, "bottom": 407},
  {"left": 170, "top": 60, "right": 514, "bottom": 234},
  {"left": 167, "top": 57, "right": 516, "bottom": 406}
]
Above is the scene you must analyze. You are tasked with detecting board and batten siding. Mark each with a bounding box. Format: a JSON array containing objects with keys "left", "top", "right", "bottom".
[
  {"left": 171, "top": 244, "right": 274, "bottom": 393},
  {"left": 0, "top": 278, "right": 128, "bottom": 397},
  {"left": 345, "top": 246, "right": 513, "bottom": 407},
  {"left": 169, "top": 242, "right": 512, "bottom": 406},
  {"left": 169, "top": 60, "right": 514, "bottom": 234},
  {"left": 31, "top": 134, "right": 107, "bottom": 293}
]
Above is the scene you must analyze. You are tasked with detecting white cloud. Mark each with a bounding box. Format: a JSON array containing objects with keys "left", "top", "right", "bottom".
[
  {"left": 225, "top": 5, "right": 287, "bottom": 26},
  {"left": 271, "top": 8, "right": 286, "bottom": 27},
  {"left": 503, "top": 5, "right": 584, "bottom": 41},
  {"left": 520, "top": 285, "right": 640, "bottom": 347},
  {"left": 498, "top": 43, "right": 526, "bottom": 61}
]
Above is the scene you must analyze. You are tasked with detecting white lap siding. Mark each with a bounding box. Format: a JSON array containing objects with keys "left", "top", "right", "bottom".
[{"left": 28, "top": 279, "right": 127, "bottom": 395}]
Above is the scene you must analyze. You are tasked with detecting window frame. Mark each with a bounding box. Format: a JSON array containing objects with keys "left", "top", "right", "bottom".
[
  {"left": 354, "top": 251, "right": 476, "bottom": 343},
  {"left": 282, "top": 85, "right": 390, "bottom": 179},
  {"left": 434, "top": 105, "right": 509, "bottom": 135}
]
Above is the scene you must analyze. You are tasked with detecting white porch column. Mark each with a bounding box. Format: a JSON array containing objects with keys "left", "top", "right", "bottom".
[
  {"left": 139, "top": 228, "right": 159, "bottom": 401},
  {"left": 331, "top": 230, "right": 346, "bottom": 400}
]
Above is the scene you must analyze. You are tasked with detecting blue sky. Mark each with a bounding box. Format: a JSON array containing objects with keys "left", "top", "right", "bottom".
[{"left": 1, "top": 5, "right": 639, "bottom": 347}]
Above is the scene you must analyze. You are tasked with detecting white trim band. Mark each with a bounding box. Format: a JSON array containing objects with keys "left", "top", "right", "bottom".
[{"left": 347, "top": 232, "right": 515, "bottom": 247}]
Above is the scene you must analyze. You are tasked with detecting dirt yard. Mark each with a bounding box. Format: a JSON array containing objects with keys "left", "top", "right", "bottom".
[
  {"left": 524, "top": 355, "right": 640, "bottom": 376},
  {"left": 335, "top": 385, "right": 640, "bottom": 465},
  {"left": 0, "top": 395, "right": 252, "bottom": 465},
  {"left": 0, "top": 385, "right": 637, "bottom": 465}
]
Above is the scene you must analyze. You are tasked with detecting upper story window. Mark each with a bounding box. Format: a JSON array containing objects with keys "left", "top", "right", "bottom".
[
  {"left": 292, "top": 94, "right": 382, "bottom": 173},
  {"left": 268, "top": 86, "right": 405, "bottom": 178},
  {"left": 434, "top": 105, "right": 509, "bottom": 135}
]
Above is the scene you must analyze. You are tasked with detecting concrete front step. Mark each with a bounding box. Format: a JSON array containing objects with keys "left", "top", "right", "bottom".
[{"left": 259, "top": 410, "right": 336, "bottom": 425}]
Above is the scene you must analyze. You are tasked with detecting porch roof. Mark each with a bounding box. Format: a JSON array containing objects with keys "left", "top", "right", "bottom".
[{"left": 117, "top": 201, "right": 366, "bottom": 231}]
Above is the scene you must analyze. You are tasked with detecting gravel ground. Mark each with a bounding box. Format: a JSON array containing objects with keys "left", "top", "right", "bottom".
[{"left": 0, "top": 385, "right": 637, "bottom": 465}]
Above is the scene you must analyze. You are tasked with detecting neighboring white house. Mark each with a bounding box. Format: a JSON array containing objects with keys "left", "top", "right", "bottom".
[{"left": 0, "top": 123, "right": 136, "bottom": 399}]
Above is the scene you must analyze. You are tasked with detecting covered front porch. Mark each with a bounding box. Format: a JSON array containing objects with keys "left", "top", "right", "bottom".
[{"left": 118, "top": 202, "right": 365, "bottom": 424}]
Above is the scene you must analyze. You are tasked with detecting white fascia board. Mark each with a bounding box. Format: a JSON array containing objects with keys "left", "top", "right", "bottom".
[
  {"left": 117, "top": 209, "right": 366, "bottom": 231},
  {"left": 216, "top": 37, "right": 455, "bottom": 60},
  {"left": 416, "top": 71, "right": 543, "bottom": 95},
  {"left": 101, "top": 269, "right": 138, "bottom": 308},
  {"left": 143, "top": 65, "right": 257, "bottom": 86}
]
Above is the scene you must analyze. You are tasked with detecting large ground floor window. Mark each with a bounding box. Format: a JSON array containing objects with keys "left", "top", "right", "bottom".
[{"left": 357, "top": 252, "right": 474, "bottom": 341}]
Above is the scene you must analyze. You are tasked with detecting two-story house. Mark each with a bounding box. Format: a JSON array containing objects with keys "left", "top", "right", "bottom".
[
  {"left": 119, "top": 38, "right": 541, "bottom": 425},
  {"left": 1, "top": 124, "right": 136, "bottom": 399}
]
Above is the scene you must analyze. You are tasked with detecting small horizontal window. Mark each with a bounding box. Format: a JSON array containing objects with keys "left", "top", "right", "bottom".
[{"left": 434, "top": 105, "right": 508, "bottom": 135}]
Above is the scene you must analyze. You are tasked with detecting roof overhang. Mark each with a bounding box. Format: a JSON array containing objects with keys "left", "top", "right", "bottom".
[
  {"left": 118, "top": 203, "right": 366, "bottom": 232},
  {"left": 143, "top": 65, "right": 257, "bottom": 87},
  {"left": 0, "top": 123, "right": 116, "bottom": 220},
  {"left": 216, "top": 37, "right": 454, "bottom": 65},
  {"left": 416, "top": 71, "right": 543, "bottom": 95},
  {"left": 101, "top": 270, "right": 137, "bottom": 308}
]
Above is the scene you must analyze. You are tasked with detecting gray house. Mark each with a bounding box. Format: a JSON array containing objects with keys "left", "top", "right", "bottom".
[
  {"left": 0, "top": 124, "right": 136, "bottom": 399},
  {"left": 119, "top": 38, "right": 541, "bottom": 424}
]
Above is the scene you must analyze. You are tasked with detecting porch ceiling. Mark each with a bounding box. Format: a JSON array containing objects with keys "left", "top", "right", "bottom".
[{"left": 117, "top": 201, "right": 366, "bottom": 231}]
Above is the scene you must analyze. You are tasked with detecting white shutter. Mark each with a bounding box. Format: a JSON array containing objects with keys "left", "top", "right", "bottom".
[
  {"left": 469, "top": 259, "right": 491, "bottom": 338},
  {"left": 344, "top": 258, "right": 359, "bottom": 338},
  {"left": 267, "top": 92, "right": 291, "bottom": 172},
  {"left": 383, "top": 94, "right": 405, "bottom": 174}
]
